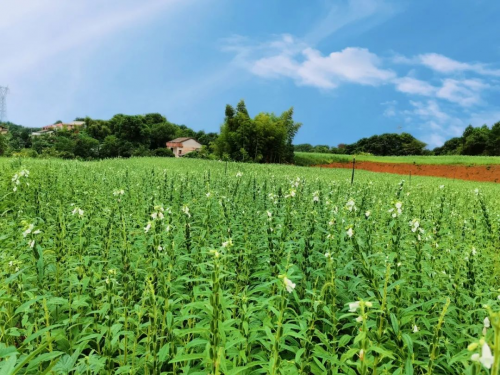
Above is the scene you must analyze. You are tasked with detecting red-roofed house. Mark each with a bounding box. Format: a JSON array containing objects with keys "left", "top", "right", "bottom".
[
  {"left": 42, "top": 121, "right": 85, "bottom": 131},
  {"left": 166, "top": 137, "right": 202, "bottom": 157}
]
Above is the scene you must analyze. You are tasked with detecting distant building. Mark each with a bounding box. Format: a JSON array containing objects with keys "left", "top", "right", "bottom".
[
  {"left": 42, "top": 121, "right": 85, "bottom": 132},
  {"left": 0, "top": 125, "right": 8, "bottom": 135},
  {"left": 166, "top": 137, "right": 202, "bottom": 157},
  {"left": 31, "top": 130, "right": 54, "bottom": 137}
]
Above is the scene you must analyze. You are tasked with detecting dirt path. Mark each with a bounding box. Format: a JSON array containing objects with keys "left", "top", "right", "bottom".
[{"left": 317, "top": 161, "right": 500, "bottom": 183}]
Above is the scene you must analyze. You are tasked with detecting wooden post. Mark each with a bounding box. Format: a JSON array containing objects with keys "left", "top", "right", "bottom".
[{"left": 351, "top": 157, "right": 356, "bottom": 186}]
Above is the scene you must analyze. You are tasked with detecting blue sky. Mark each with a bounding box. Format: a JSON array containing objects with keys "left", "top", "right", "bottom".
[{"left": 1, "top": 0, "right": 500, "bottom": 148}]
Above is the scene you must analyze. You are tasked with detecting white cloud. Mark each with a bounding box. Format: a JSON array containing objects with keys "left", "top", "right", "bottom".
[
  {"left": 435, "top": 78, "right": 488, "bottom": 107},
  {"left": 418, "top": 53, "right": 472, "bottom": 74},
  {"left": 397, "top": 52, "right": 500, "bottom": 77},
  {"left": 228, "top": 35, "right": 396, "bottom": 90},
  {"left": 381, "top": 100, "right": 397, "bottom": 117},
  {"left": 393, "top": 76, "right": 489, "bottom": 107},
  {"left": 393, "top": 77, "right": 436, "bottom": 96}
]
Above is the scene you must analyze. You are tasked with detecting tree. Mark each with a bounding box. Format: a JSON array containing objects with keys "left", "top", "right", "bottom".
[
  {"left": 462, "top": 125, "right": 490, "bottom": 155},
  {"left": 433, "top": 137, "right": 462, "bottom": 155},
  {"left": 294, "top": 144, "right": 314, "bottom": 152},
  {"left": 486, "top": 122, "right": 500, "bottom": 155},
  {"left": 144, "top": 113, "right": 166, "bottom": 126},
  {"left": 344, "top": 133, "right": 426, "bottom": 156},
  {"left": 150, "top": 122, "right": 178, "bottom": 149},
  {"left": 74, "top": 134, "right": 99, "bottom": 159},
  {"left": 100, "top": 135, "right": 120, "bottom": 158},
  {"left": 216, "top": 100, "right": 301, "bottom": 163},
  {"left": 0, "top": 134, "right": 7, "bottom": 156}
]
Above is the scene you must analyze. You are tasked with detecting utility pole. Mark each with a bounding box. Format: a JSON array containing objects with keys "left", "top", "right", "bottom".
[{"left": 0, "top": 86, "right": 9, "bottom": 123}]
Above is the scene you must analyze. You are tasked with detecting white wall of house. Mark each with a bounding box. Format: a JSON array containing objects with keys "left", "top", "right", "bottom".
[{"left": 169, "top": 139, "right": 202, "bottom": 157}]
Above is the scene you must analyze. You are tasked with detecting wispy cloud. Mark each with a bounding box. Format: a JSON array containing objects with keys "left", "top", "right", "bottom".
[
  {"left": 394, "top": 76, "right": 489, "bottom": 107},
  {"left": 0, "top": 0, "right": 188, "bottom": 79},
  {"left": 304, "top": 0, "right": 402, "bottom": 45},
  {"left": 395, "top": 52, "right": 500, "bottom": 77}
]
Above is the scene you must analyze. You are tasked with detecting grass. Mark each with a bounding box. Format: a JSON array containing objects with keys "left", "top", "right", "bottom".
[
  {"left": 1, "top": 157, "right": 500, "bottom": 374},
  {"left": 294, "top": 152, "right": 500, "bottom": 166}
]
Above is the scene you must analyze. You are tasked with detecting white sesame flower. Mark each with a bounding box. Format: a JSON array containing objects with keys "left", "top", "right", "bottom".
[
  {"left": 356, "top": 316, "right": 363, "bottom": 323},
  {"left": 283, "top": 277, "right": 296, "bottom": 293},
  {"left": 345, "top": 199, "right": 356, "bottom": 212},
  {"left": 474, "top": 188, "right": 480, "bottom": 195},
  {"left": 410, "top": 219, "right": 420, "bottom": 233},
  {"left": 182, "top": 205, "right": 191, "bottom": 218},
  {"left": 325, "top": 252, "right": 331, "bottom": 258},
  {"left": 206, "top": 192, "right": 211, "bottom": 198},
  {"left": 236, "top": 172, "right": 243, "bottom": 178},
  {"left": 365, "top": 211, "right": 371, "bottom": 218},
  {"left": 29, "top": 240, "right": 35, "bottom": 248},
  {"left": 348, "top": 301, "right": 360, "bottom": 312},
  {"left": 472, "top": 247, "right": 477, "bottom": 256},
  {"left": 471, "top": 353, "right": 480, "bottom": 362},
  {"left": 267, "top": 211, "right": 272, "bottom": 218},
  {"left": 484, "top": 317, "right": 491, "bottom": 328},
  {"left": 144, "top": 222, "right": 152, "bottom": 233},
  {"left": 395, "top": 202, "right": 402, "bottom": 209},
  {"left": 413, "top": 325, "right": 419, "bottom": 333},
  {"left": 72, "top": 208, "right": 84, "bottom": 217},
  {"left": 22, "top": 224, "right": 34, "bottom": 237},
  {"left": 209, "top": 249, "right": 220, "bottom": 258},
  {"left": 312, "top": 191, "right": 319, "bottom": 202},
  {"left": 346, "top": 227, "right": 354, "bottom": 238},
  {"left": 222, "top": 238, "right": 233, "bottom": 248},
  {"left": 479, "top": 343, "right": 494, "bottom": 369},
  {"left": 113, "top": 189, "right": 125, "bottom": 196},
  {"left": 439, "top": 185, "right": 444, "bottom": 189}
]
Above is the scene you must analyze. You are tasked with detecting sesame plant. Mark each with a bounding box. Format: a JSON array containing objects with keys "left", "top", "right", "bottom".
[{"left": 0, "top": 157, "right": 500, "bottom": 374}]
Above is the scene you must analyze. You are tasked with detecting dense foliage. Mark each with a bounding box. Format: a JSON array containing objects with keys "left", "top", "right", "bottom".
[
  {"left": 295, "top": 133, "right": 428, "bottom": 156},
  {"left": 434, "top": 123, "right": 500, "bottom": 156},
  {"left": 215, "top": 100, "right": 301, "bottom": 163},
  {"left": 0, "top": 116, "right": 217, "bottom": 159},
  {"left": 1, "top": 157, "right": 500, "bottom": 374},
  {"left": 295, "top": 121, "right": 500, "bottom": 158}
]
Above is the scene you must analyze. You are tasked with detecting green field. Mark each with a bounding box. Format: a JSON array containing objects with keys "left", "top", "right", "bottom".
[
  {"left": 295, "top": 152, "right": 500, "bottom": 166},
  {"left": 1, "top": 157, "right": 500, "bottom": 374}
]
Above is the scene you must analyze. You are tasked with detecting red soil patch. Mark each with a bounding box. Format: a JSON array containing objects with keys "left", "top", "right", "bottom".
[{"left": 317, "top": 161, "right": 500, "bottom": 183}]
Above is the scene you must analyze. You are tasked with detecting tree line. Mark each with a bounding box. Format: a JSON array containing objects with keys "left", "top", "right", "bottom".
[
  {"left": 0, "top": 100, "right": 301, "bottom": 163},
  {"left": 0, "top": 114, "right": 218, "bottom": 159},
  {"left": 295, "top": 122, "right": 500, "bottom": 157},
  {"left": 1, "top": 102, "right": 499, "bottom": 160}
]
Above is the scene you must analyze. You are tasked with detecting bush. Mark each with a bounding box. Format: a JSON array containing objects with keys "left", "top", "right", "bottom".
[
  {"left": 152, "top": 148, "right": 174, "bottom": 157},
  {"left": 132, "top": 146, "right": 152, "bottom": 157},
  {"left": 12, "top": 148, "right": 39, "bottom": 158}
]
